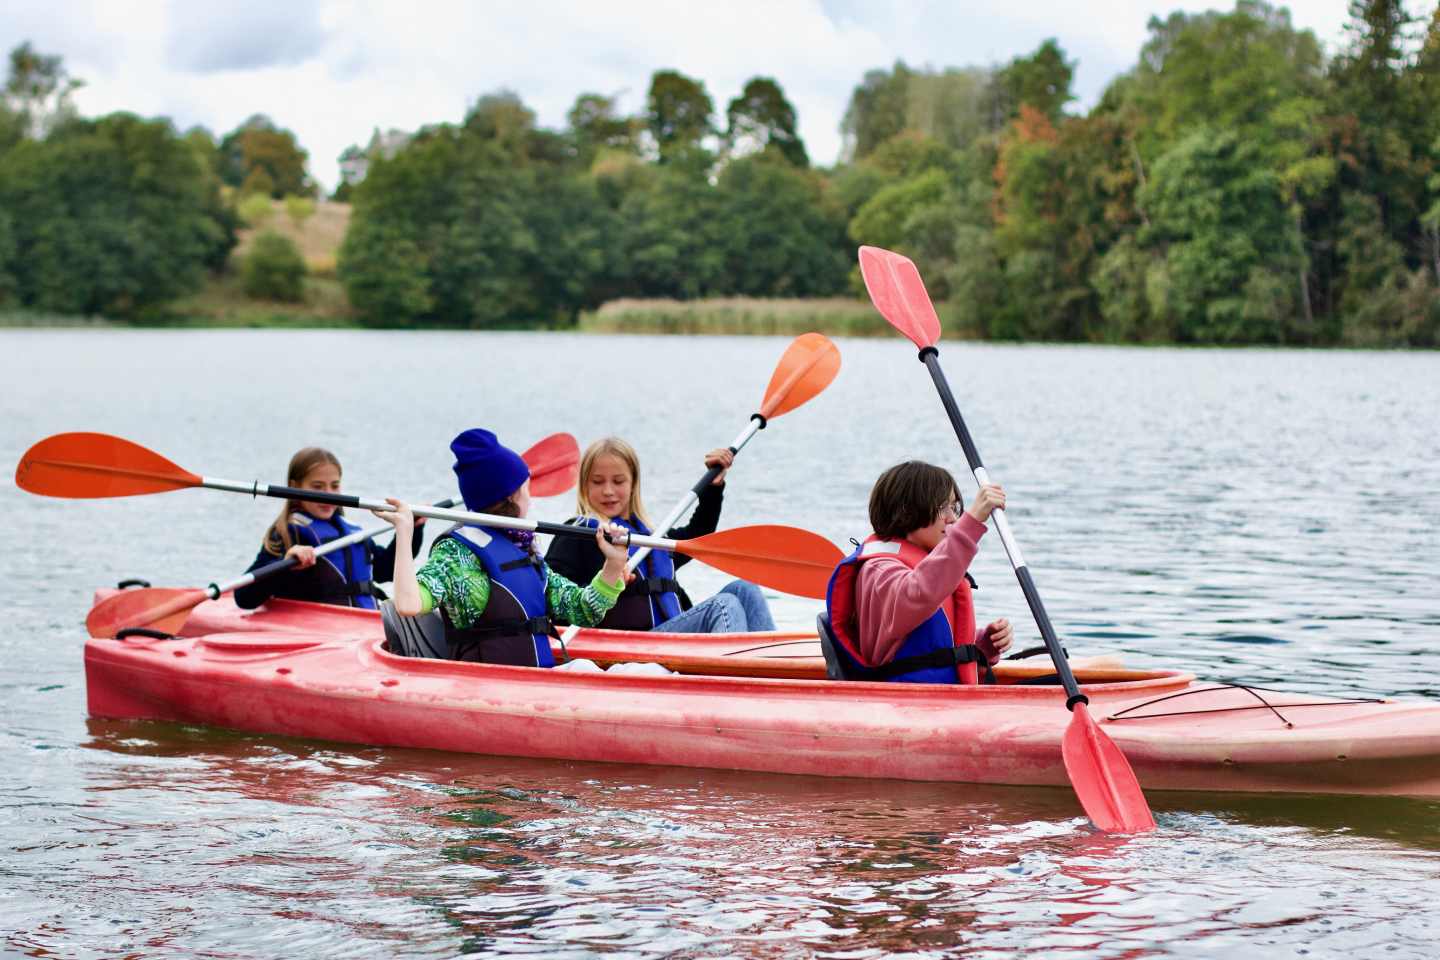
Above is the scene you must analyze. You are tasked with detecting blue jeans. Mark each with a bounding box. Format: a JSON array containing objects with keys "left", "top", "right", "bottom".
[{"left": 655, "top": 580, "right": 776, "bottom": 633}]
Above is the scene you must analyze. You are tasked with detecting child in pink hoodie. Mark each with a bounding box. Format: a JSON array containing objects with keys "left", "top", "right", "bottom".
[{"left": 824, "top": 461, "right": 1013, "bottom": 684}]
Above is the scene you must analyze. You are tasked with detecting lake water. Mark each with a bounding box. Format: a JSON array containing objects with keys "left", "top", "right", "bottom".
[{"left": 2, "top": 329, "right": 1439, "bottom": 958}]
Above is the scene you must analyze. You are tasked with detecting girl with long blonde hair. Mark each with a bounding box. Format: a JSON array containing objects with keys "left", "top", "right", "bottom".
[{"left": 544, "top": 437, "right": 775, "bottom": 633}]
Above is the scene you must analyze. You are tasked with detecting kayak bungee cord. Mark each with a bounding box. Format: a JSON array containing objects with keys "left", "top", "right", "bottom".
[{"left": 1106, "top": 684, "right": 1387, "bottom": 727}]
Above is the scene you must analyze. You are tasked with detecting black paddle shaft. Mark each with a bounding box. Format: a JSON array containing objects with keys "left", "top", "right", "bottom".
[
  {"left": 260, "top": 485, "right": 611, "bottom": 543},
  {"left": 919, "top": 347, "right": 1087, "bottom": 709}
]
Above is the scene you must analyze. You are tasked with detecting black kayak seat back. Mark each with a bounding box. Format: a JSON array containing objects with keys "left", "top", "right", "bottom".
[
  {"left": 380, "top": 600, "right": 447, "bottom": 659},
  {"left": 815, "top": 612, "right": 850, "bottom": 681}
]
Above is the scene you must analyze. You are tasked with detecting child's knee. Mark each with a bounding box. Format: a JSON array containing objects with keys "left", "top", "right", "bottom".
[
  {"left": 710, "top": 594, "right": 745, "bottom": 631},
  {"left": 722, "top": 580, "right": 761, "bottom": 602}
]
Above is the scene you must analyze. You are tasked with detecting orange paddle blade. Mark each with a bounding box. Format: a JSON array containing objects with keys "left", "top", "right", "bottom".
[
  {"left": 675, "top": 525, "right": 843, "bottom": 599},
  {"left": 857, "top": 246, "right": 941, "bottom": 350},
  {"left": 86, "top": 587, "right": 209, "bottom": 639},
  {"left": 16, "top": 432, "right": 202, "bottom": 499},
  {"left": 758, "top": 333, "right": 842, "bottom": 420},
  {"left": 1061, "top": 703, "right": 1156, "bottom": 832},
  {"left": 522, "top": 432, "right": 580, "bottom": 498}
]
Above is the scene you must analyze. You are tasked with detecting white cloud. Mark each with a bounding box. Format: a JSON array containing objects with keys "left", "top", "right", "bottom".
[
  {"left": 166, "top": 0, "right": 329, "bottom": 73},
  {"left": 0, "top": 0, "right": 1358, "bottom": 192}
]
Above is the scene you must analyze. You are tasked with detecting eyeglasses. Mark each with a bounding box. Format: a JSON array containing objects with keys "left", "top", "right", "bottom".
[{"left": 940, "top": 501, "right": 963, "bottom": 520}]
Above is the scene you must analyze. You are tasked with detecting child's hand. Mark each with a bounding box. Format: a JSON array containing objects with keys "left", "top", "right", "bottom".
[
  {"left": 597, "top": 522, "right": 631, "bottom": 586},
  {"left": 372, "top": 497, "right": 414, "bottom": 531},
  {"left": 596, "top": 522, "right": 630, "bottom": 562},
  {"left": 285, "top": 544, "right": 317, "bottom": 568},
  {"left": 986, "top": 618, "right": 1013, "bottom": 657},
  {"left": 704, "top": 448, "right": 734, "bottom": 484},
  {"left": 965, "top": 484, "right": 1006, "bottom": 523}
]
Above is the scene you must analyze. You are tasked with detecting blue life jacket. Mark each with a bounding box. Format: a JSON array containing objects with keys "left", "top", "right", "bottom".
[
  {"left": 288, "top": 511, "right": 378, "bottom": 610},
  {"left": 822, "top": 536, "right": 983, "bottom": 685},
  {"left": 439, "top": 524, "right": 555, "bottom": 667},
  {"left": 572, "top": 514, "right": 683, "bottom": 629}
]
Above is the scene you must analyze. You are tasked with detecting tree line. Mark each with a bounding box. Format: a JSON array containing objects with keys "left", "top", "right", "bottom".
[{"left": 2, "top": 0, "right": 1438, "bottom": 345}]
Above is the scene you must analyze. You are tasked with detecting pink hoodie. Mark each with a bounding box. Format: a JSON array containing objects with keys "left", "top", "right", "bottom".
[{"left": 852, "top": 513, "right": 999, "bottom": 667}]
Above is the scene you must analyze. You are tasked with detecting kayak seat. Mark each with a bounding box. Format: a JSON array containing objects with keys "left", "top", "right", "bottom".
[
  {"left": 380, "top": 600, "right": 448, "bottom": 659},
  {"left": 815, "top": 613, "right": 850, "bottom": 681}
]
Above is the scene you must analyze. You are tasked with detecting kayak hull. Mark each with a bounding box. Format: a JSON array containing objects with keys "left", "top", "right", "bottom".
[{"left": 84, "top": 623, "right": 1440, "bottom": 799}]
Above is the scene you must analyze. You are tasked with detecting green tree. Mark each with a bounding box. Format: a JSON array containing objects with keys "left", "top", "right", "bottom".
[
  {"left": 1132, "top": 130, "right": 1299, "bottom": 342},
  {"left": 646, "top": 69, "right": 714, "bottom": 162},
  {"left": 725, "top": 77, "right": 807, "bottom": 166},
  {"left": 992, "top": 39, "right": 1075, "bottom": 124},
  {"left": 616, "top": 163, "right": 727, "bottom": 297},
  {"left": 219, "top": 114, "right": 312, "bottom": 198},
  {"left": 239, "top": 192, "right": 274, "bottom": 226},
  {"left": 841, "top": 63, "right": 913, "bottom": 161},
  {"left": 0, "top": 112, "right": 224, "bottom": 316},
  {"left": 713, "top": 155, "right": 846, "bottom": 295},
  {"left": 338, "top": 221, "right": 431, "bottom": 326},
  {"left": 850, "top": 169, "right": 958, "bottom": 299},
  {"left": 340, "top": 120, "right": 611, "bottom": 327},
  {"left": 4, "top": 42, "right": 82, "bottom": 139},
  {"left": 284, "top": 194, "right": 316, "bottom": 227},
  {"left": 567, "top": 92, "right": 637, "bottom": 166},
  {"left": 0, "top": 207, "right": 16, "bottom": 305},
  {"left": 242, "top": 230, "right": 306, "bottom": 301}
]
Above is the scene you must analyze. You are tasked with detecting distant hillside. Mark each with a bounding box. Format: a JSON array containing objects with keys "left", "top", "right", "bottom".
[{"left": 234, "top": 200, "right": 351, "bottom": 276}]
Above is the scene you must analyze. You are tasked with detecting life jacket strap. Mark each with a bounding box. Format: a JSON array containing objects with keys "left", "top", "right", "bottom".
[
  {"left": 498, "top": 556, "right": 542, "bottom": 573},
  {"left": 454, "top": 614, "right": 553, "bottom": 638},
  {"left": 845, "top": 644, "right": 989, "bottom": 682},
  {"left": 635, "top": 576, "right": 681, "bottom": 596}
]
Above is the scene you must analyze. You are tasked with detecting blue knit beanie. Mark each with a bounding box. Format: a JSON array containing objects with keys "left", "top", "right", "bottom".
[{"left": 451, "top": 428, "right": 530, "bottom": 512}]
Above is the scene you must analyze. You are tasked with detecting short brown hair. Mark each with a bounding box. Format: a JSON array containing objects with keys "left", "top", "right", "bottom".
[{"left": 868, "top": 461, "right": 959, "bottom": 540}]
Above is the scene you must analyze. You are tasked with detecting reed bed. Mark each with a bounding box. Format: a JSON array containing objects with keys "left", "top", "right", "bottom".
[{"left": 578, "top": 297, "right": 896, "bottom": 337}]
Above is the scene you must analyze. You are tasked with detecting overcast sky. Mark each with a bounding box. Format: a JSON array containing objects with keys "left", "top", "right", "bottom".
[{"left": 3, "top": 1, "right": 1358, "bottom": 193}]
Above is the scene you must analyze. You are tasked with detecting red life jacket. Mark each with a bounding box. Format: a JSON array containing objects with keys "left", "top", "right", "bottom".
[{"left": 825, "top": 535, "right": 980, "bottom": 684}]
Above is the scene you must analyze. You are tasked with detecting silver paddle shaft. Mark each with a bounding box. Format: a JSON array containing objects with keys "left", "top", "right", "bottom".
[{"left": 624, "top": 417, "right": 763, "bottom": 573}]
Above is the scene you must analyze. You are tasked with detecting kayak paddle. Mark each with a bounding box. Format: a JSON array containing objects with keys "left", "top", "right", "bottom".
[
  {"left": 83, "top": 433, "right": 576, "bottom": 638},
  {"left": 85, "top": 498, "right": 460, "bottom": 638},
  {"left": 17, "top": 433, "right": 842, "bottom": 599},
  {"left": 521, "top": 432, "right": 580, "bottom": 498},
  {"left": 626, "top": 333, "right": 840, "bottom": 573},
  {"left": 857, "top": 245, "right": 1156, "bottom": 833}
]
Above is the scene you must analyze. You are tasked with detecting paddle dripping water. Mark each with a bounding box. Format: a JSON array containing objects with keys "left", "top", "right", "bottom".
[{"left": 860, "top": 245, "right": 1155, "bottom": 833}]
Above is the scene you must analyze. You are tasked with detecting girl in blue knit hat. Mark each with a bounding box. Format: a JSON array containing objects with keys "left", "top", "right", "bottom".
[{"left": 375, "top": 429, "right": 629, "bottom": 668}]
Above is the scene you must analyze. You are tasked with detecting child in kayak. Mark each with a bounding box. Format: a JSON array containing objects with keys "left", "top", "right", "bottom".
[
  {"left": 544, "top": 437, "right": 776, "bottom": 633},
  {"left": 376, "top": 429, "right": 630, "bottom": 667},
  {"left": 822, "top": 460, "right": 1013, "bottom": 683},
  {"left": 235, "top": 446, "right": 422, "bottom": 610}
]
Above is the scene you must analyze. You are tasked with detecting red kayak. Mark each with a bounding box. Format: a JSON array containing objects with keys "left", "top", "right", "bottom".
[{"left": 84, "top": 592, "right": 1440, "bottom": 798}]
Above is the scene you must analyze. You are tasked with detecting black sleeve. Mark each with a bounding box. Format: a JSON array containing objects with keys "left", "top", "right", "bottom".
[
  {"left": 665, "top": 483, "right": 725, "bottom": 570},
  {"left": 369, "top": 518, "right": 423, "bottom": 582},
  {"left": 544, "top": 518, "right": 605, "bottom": 585},
  {"left": 234, "top": 545, "right": 286, "bottom": 610}
]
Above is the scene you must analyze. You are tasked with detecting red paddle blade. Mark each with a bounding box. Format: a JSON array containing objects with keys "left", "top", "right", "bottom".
[
  {"left": 1061, "top": 702, "right": 1156, "bottom": 832},
  {"left": 857, "top": 246, "right": 941, "bottom": 350},
  {"left": 522, "top": 432, "right": 580, "bottom": 498},
  {"left": 758, "top": 333, "right": 842, "bottom": 420},
  {"left": 16, "top": 432, "right": 202, "bottom": 499},
  {"left": 86, "top": 587, "right": 209, "bottom": 638},
  {"left": 675, "top": 524, "right": 843, "bottom": 599}
]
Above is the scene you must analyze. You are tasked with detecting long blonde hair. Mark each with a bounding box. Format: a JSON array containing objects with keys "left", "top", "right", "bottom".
[
  {"left": 268, "top": 447, "right": 343, "bottom": 553},
  {"left": 576, "top": 436, "right": 651, "bottom": 528}
]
